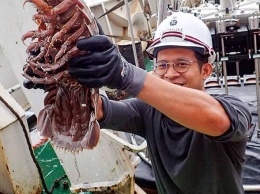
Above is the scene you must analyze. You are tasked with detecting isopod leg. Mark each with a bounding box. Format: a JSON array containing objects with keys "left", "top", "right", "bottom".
[
  {"left": 81, "top": 112, "right": 100, "bottom": 149},
  {"left": 37, "top": 104, "right": 54, "bottom": 137},
  {"left": 55, "top": 23, "right": 87, "bottom": 62}
]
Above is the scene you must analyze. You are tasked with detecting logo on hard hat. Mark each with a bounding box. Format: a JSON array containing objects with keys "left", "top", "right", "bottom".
[{"left": 170, "top": 20, "right": 177, "bottom": 26}]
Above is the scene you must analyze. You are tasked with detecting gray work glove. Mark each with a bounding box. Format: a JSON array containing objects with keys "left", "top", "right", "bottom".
[{"left": 68, "top": 35, "right": 147, "bottom": 97}]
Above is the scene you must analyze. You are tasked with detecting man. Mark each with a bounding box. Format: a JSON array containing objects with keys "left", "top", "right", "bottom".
[{"left": 53, "top": 12, "right": 252, "bottom": 193}]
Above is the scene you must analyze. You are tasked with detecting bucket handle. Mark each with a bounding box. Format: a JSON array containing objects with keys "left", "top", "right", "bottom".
[{"left": 101, "top": 129, "right": 147, "bottom": 153}]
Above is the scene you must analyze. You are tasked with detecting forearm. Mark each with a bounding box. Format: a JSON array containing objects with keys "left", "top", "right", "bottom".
[
  {"left": 137, "top": 73, "right": 231, "bottom": 136},
  {"left": 96, "top": 95, "right": 144, "bottom": 135}
]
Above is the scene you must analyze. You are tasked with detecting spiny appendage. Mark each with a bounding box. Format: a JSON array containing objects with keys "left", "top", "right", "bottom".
[
  {"left": 23, "top": 0, "right": 101, "bottom": 151},
  {"left": 49, "top": 111, "right": 100, "bottom": 151}
]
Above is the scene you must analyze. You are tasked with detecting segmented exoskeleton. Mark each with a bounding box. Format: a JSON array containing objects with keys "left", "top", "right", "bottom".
[{"left": 22, "top": 0, "right": 100, "bottom": 151}]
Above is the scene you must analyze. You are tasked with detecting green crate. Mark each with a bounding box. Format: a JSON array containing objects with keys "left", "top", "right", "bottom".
[{"left": 34, "top": 142, "right": 79, "bottom": 194}]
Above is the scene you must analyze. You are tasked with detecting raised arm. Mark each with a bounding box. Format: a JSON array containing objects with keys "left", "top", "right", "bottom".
[
  {"left": 68, "top": 35, "right": 243, "bottom": 137},
  {"left": 138, "top": 73, "right": 230, "bottom": 136}
]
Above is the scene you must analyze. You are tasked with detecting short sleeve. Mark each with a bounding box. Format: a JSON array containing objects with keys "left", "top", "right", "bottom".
[{"left": 207, "top": 94, "right": 252, "bottom": 142}]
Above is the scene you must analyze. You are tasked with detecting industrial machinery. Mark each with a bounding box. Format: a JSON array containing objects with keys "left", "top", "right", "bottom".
[
  {"left": 0, "top": 0, "right": 260, "bottom": 193},
  {"left": 134, "top": 0, "right": 260, "bottom": 193},
  {"left": 162, "top": 0, "right": 260, "bottom": 122}
]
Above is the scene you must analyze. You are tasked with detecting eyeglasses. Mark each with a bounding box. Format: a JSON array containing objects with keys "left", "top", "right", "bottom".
[{"left": 153, "top": 57, "right": 203, "bottom": 76}]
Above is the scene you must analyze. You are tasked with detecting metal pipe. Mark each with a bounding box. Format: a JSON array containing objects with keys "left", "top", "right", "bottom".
[
  {"left": 221, "top": 37, "right": 229, "bottom": 94},
  {"left": 154, "top": 0, "right": 158, "bottom": 17},
  {"left": 123, "top": 0, "right": 139, "bottom": 67},
  {"left": 202, "top": 12, "right": 260, "bottom": 23},
  {"left": 172, "top": 0, "right": 181, "bottom": 11},
  {"left": 222, "top": 61, "right": 228, "bottom": 94},
  {"left": 236, "top": 61, "right": 240, "bottom": 79},
  {"left": 215, "top": 52, "right": 221, "bottom": 81},
  {"left": 236, "top": 0, "right": 259, "bottom": 8},
  {"left": 220, "top": 0, "right": 237, "bottom": 11},
  {"left": 243, "top": 184, "right": 260, "bottom": 192},
  {"left": 253, "top": 33, "right": 260, "bottom": 136},
  {"left": 7, "top": 84, "right": 21, "bottom": 94},
  {"left": 101, "top": 3, "right": 115, "bottom": 44},
  {"left": 157, "top": 0, "right": 167, "bottom": 27},
  {"left": 198, "top": 0, "right": 260, "bottom": 23}
]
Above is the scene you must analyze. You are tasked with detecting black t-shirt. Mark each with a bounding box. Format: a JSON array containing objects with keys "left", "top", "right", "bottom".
[{"left": 100, "top": 94, "right": 251, "bottom": 194}]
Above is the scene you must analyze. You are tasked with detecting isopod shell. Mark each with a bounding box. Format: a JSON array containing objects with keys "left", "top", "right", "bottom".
[{"left": 22, "top": 0, "right": 101, "bottom": 151}]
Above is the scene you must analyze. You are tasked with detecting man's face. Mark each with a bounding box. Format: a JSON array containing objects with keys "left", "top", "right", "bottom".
[{"left": 155, "top": 47, "right": 211, "bottom": 90}]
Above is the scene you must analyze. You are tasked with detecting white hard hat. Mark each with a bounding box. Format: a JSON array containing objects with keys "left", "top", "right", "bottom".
[{"left": 146, "top": 12, "right": 216, "bottom": 63}]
